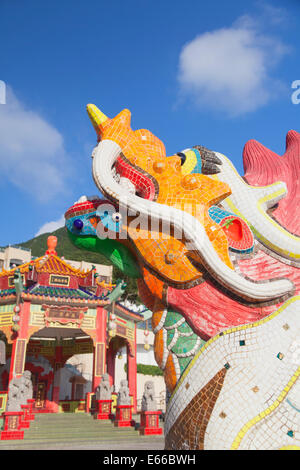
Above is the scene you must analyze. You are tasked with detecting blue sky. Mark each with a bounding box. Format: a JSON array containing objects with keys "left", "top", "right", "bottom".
[{"left": 0, "top": 0, "right": 299, "bottom": 246}]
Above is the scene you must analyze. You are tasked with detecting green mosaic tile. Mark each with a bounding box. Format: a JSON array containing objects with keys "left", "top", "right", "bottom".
[
  {"left": 171, "top": 335, "right": 198, "bottom": 355},
  {"left": 178, "top": 356, "right": 193, "bottom": 374},
  {"left": 164, "top": 310, "right": 184, "bottom": 328},
  {"left": 166, "top": 330, "right": 175, "bottom": 348},
  {"left": 177, "top": 322, "right": 193, "bottom": 334}
]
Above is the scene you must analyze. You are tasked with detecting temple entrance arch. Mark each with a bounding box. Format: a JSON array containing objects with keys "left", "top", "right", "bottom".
[
  {"left": 107, "top": 336, "right": 127, "bottom": 387},
  {"left": 107, "top": 333, "right": 137, "bottom": 411},
  {"left": 24, "top": 355, "right": 53, "bottom": 410},
  {"left": 26, "top": 326, "right": 94, "bottom": 412}
]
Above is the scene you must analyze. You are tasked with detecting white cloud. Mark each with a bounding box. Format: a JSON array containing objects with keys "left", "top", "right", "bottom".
[
  {"left": 257, "top": 2, "right": 288, "bottom": 26},
  {"left": 178, "top": 12, "right": 289, "bottom": 116},
  {"left": 35, "top": 214, "right": 65, "bottom": 237},
  {"left": 0, "top": 88, "right": 71, "bottom": 201}
]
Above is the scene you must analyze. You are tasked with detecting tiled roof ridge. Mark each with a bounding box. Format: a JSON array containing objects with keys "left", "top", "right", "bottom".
[
  {"left": 95, "top": 278, "right": 116, "bottom": 289},
  {"left": 0, "top": 253, "right": 93, "bottom": 278},
  {"left": 0, "top": 287, "right": 16, "bottom": 297},
  {"left": 78, "top": 286, "right": 99, "bottom": 300},
  {"left": 115, "top": 301, "right": 145, "bottom": 319},
  {"left": 0, "top": 256, "right": 44, "bottom": 277},
  {"left": 26, "top": 282, "right": 40, "bottom": 293},
  {"left": 35, "top": 254, "right": 93, "bottom": 277},
  {"left": 28, "top": 284, "right": 108, "bottom": 301},
  {"left": 0, "top": 254, "right": 114, "bottom": 287}
]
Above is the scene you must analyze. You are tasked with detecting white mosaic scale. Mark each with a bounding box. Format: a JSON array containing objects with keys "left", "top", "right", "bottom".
[{"left": 165, "top": 297, "right": 300, "bottom": 450}]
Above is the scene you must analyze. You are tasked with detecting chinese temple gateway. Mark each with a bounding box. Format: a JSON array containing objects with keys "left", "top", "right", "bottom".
[{"left": 0, "top": 239, "right": 143, "bottom": 415}]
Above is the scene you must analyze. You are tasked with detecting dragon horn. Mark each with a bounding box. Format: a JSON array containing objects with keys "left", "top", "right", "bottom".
[{"left": 86, "top": 104, "right": 108, "bottom": 135}]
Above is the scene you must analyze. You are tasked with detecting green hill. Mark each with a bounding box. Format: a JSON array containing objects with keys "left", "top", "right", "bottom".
[{"left": 19, "top": 226, "right": 111, "bottom": 265}]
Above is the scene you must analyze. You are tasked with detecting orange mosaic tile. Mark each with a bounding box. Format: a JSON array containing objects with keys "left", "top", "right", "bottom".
[
  {"left": 153, "top": 328, "right": 165, "bottom": 369},
  {"left": 136, "top": 278, "right": 155, "bottom": 311},
  {"left": 142, "top": 267, "right": 165, "bottom": 301},
  {"left": 151, "top": 304, "right": 166, "bottom": 332},
  {"left": 164, "top": 353, "right": 178, "bottom": 393}
]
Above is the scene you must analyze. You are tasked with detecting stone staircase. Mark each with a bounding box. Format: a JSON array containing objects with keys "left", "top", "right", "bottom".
[{"left": 0, "top": 413, "right": 164, "bottom": 450}]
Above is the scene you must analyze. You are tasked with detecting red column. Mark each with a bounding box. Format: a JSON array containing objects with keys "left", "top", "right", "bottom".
[
  {"left": 107, "top": 344, "right": 116, "bottom": 387},
  {"left": 127, "top": 324, "right": 137, "bottom": 413},
  {"left": 9, "top": 300, "right": 31, "bottom": 383},
  {"left": 92, "top": 306, "right": 107, "bottom": 392},
  {"left": 51, "top": 345, "right": 63, "bottom": 412}
]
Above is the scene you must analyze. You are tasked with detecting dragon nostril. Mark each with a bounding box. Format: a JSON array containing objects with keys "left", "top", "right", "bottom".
[{"left": 73, "top": 219, "right": 83, "bottom": 230}]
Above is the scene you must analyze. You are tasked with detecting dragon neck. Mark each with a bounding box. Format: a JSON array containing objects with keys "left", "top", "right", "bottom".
[{"left": 151, "top": 303, "right": 205, "bottom": 393}]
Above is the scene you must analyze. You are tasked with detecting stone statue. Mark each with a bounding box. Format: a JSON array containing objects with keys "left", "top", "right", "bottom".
[
  {"left": 117, "top": 379, "right": 131, "bottom": 406},
  {"left": 0, "top": 339, "right": 5, "bottom": 365},
  {"left": 95, "top": 373, "right": 114, "bottom": 400},
  {"left": 21, "top": 370, "right": 33, "bottom": 401},
  {"left": 141, "top": 381, "right": 157, "bottom": 412},
  {"left": 6, "top": 370, "right": 33, "bottom": 412},
  {"left": 6, "top": 377, "right": 22, "bottom": 412}
]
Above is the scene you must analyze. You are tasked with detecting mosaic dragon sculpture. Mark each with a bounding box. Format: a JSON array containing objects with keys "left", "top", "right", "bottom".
[{"left": 65, "top": 105, "right": 300, "bottom": 450}]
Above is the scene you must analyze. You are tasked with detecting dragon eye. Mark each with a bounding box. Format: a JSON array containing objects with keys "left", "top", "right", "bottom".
[
  {"left": 176, "top": 152, "right": 186, "bottom": 165},
  {"left": 73, "top": 219, "right": 83, "bottom": 230},
  {"left": 112, "top": 212, "right": 122, "bottom": 223}
]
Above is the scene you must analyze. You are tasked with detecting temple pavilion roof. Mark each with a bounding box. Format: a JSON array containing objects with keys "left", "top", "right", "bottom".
[
  {"left": 0, "top": 288, "right": 15, "bottom": 299},
  {"left": 0, "top": 254, "right": 108, "bottom": 281},
  {"left": 0, "top": 237, "right": 116, "bottom": 305},
  {"left": 26, "top": 285, "right": 106, "bottom": 301},
  {"left": 0, "top": 285, "right": 107, "bottom": 304}
]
